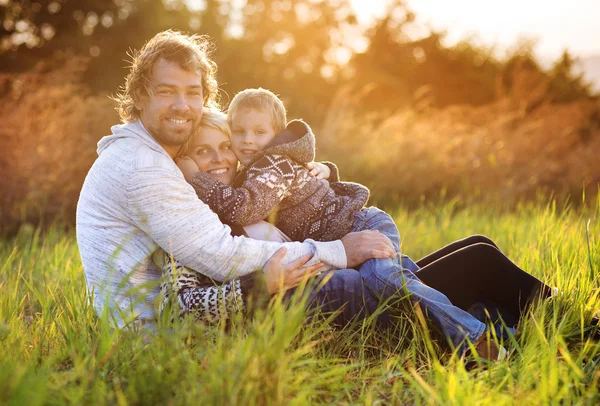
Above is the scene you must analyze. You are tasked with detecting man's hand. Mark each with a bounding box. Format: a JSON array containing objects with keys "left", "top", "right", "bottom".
[
  {"left": 264, "top": 247, "right": 324, "bottom": 294},
  {"left": 305, "top": 162, "right": 331, "bottom": 180},
  {"left": 341, "top": 230, "right": 396, "bottom": 268},
  {"left": 175, "top": 156, "right": 199, "bottom": 183}
]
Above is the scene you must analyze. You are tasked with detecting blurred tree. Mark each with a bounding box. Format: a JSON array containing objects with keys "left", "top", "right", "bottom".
[
  {"left": 547, "top": 50, "right": 592, "bottom": 103},
  {"left": 501, "top": 47, "right": 593, "bottom": 111},
  {"left": 215, "top": 0, "right": 358, "bottom": 120},
  {"left": 1, "top": 0, "right": 360, "bottom": 123},
  {"left": 349, "top": 2, "right": 594, "bottom": 114},
  {"left": 349, "top": 1, "right": 501, "bottom": 112},
  {"left": 0, "top": 0, "right": 593, "bottom": 120},
  {"left": 1, "top": 0, "right": 128, "bottom": 67}
]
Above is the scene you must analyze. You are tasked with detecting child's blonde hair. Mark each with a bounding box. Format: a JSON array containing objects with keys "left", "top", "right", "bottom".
[
  {"left": 180, "top": 108, "right": 230, "bottom": 156},
  {"left": 227, "top": 88, "right": 287, "bottom": 135}
]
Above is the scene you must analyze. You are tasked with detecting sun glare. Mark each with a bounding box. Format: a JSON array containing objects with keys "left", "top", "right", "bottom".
[{"left": 349, "top": 0, "right": 600, "bottom": 58}]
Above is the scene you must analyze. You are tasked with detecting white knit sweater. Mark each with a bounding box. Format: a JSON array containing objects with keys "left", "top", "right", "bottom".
[{"left": 76, "top": 121, "right": 347, "bottom": 327}]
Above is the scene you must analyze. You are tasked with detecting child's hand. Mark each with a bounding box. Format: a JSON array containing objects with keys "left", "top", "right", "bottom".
[
  {"left": 305, "top": 162, "right": 331, "bottom": 180},
  {"left": 175, "top": 156, "right": 199, "bottom": 183}
]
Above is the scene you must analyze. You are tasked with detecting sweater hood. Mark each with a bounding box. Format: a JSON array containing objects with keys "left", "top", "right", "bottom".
[
  {"left": 258, "top": 119, "right": 315, "bottom": 164},
  {"left": 97, "top": 120, "right": 168, "bottom": 157}
]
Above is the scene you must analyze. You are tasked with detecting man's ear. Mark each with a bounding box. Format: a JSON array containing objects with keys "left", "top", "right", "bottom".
[
  {"left": 134, "top": 98, "right": 144, "bottom": 111},
  {"left": 134, "top": 90, "right": 149, "bottom": 111}
]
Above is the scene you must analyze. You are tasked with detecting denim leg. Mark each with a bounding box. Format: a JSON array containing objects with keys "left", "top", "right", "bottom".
[
  {"left": 401, "top": 255, "right": 420, "bottom": 273},
  {"left": 352, "top": 207, "right": 486, "bottom": 349},
  {"left": 285, "top": 269, "right": 394, "bottom": 327}
]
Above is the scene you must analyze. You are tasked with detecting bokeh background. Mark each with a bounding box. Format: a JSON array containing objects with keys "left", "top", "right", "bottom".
[{"left": 1, "top": 0, "right": 599, "bottom": 234}]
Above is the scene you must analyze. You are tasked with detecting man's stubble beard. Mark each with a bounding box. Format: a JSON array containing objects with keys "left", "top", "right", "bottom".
[{"left": 154, "top": 118, "right": 201, "bottom": 150}]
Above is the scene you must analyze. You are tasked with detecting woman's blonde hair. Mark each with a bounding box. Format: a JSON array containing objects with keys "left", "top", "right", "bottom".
[
  {"left": 114, "top": 30, "right": 220, "bottom": 123},
  {"left": 180, "top": 108, "right": 231, "bottom": 156},
  {"left": 200, "top": 108, "right": 231, "bottom": 138},
  {"left": 227, "top": 88, "right": 287, "bottom": 135}
]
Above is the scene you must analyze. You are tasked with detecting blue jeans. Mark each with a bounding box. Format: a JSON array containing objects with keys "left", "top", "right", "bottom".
[
  {"left": 401, "top": 255, "right": 420, "bottom": 273},
  {"left": 297, "top": 269, "right": 390, "bottom": 326},
  {"left": 351, "top": 207, "right": 486, "bottom": 348}
]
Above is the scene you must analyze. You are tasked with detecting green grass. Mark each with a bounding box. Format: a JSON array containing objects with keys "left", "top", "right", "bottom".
[{"left": 1, "top": 198, "right": 599, "bottom": 405}]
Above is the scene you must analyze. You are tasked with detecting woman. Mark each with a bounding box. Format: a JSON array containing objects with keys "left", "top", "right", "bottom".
[{"left": 166, "top": 109, "right": 560, "bottom": 360}]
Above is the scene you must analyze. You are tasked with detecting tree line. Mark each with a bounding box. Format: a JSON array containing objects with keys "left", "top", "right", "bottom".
[{"left": 1, "top": 0, "right": 595, "bottom": 123}]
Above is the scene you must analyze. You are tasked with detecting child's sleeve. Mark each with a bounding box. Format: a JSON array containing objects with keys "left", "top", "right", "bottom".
[
  {"left": 320, "top": 161, "right": 341, "bottom": 182},
  {"left": 189, "top": 154, "right": 296, "bottom": 226}
]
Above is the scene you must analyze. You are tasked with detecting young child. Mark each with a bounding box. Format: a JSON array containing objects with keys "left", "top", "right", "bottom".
[{"left": 182, "top": 88, "right": 490, "bottom": 351}]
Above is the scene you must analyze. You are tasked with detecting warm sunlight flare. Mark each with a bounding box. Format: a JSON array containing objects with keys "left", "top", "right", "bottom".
[{"left": 350, "top": 0, "right": 600, "bottom": 58}]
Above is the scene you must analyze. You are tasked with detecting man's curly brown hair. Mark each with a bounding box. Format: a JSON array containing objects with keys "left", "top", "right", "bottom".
[{"left": 113, "top": 30, "right": 220, "bottom": 122}]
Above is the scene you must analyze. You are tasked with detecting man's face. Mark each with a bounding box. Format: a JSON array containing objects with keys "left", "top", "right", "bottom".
[
  {"left": 135, "top": 58, "right": 204, "bottom": 157},
  {"left": 230, "top": 108, "right": 277, "bottom": 166}
]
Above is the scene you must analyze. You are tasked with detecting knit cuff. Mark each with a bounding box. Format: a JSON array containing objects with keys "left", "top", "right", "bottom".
[
  {"left": 305, "top": 239, "right": 347, "bottom": 270},
  {"left": 321, "top": 161, "right": 340, "bottom": 182},
  {"left": 190, "top": 170, "right": 220, "bottom": 199}
]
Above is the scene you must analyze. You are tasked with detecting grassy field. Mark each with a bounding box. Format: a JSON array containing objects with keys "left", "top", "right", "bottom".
[{"left": 1, "top": 198, "right": 599, "bottom": 405}]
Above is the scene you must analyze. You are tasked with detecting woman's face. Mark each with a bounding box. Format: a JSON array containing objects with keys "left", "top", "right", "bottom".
[{"left": 187, "top": 127, "right": 238, "bottom": 185}]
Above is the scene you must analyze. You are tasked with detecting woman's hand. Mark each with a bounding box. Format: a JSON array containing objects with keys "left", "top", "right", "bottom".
[
  {"left": 176, "top": 156, "right": 199, "bottom": 183},
  {"left": 264, "top": 247, "right": 324, "bottom": 294},
  {"left": 305, "top": 162, "right": 331, "bottom": 180}
]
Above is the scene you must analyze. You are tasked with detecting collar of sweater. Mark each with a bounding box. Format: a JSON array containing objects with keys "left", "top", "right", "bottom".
[
  {"left": 250, "top": 119, "right": 316, "bottom": 165},
  {"left": 97, "top": 120, "right": 171, "bottom": 159}
]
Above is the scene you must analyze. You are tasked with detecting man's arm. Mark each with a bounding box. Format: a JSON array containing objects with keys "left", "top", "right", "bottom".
[
  {"left": 189, "top": 154, "right": 296, "bottom": 226},
  {"left": 126, "top": 165, "right": 346, "bottom": 281}
]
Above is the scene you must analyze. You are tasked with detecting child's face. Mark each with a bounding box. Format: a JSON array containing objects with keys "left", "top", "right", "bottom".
[
  {"left": 187, "top": 127, "right": 238, "bottom": 185},
  {"left": 230, "top": 108, "right": 277, "bottom": 166}
]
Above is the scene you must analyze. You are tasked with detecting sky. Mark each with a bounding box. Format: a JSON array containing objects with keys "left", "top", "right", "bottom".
[{"left": 349, "top": 0, "right": 600, "bottom": 59}]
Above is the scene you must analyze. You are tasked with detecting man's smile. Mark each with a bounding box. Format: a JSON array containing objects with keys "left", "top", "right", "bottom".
[{"left": 166, "top": 118, "right": 191, "bottom": 126}]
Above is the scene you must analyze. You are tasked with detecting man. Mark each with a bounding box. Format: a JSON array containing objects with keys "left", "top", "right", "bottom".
[{"left": 76, "top": 30, "right": 396, "bottom": 328}]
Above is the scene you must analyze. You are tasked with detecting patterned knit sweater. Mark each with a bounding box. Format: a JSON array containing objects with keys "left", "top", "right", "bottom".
[{"left": 191, "top": 120, "right": 370, "bottom": 242}]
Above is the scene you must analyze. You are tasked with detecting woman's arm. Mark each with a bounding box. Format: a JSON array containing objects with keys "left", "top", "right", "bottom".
[
  {"left": 189, "top": 154, "right": 298, "bottom": 226},
  {"left": 160, "top": 248, "right": 323, "bottom": 322},
  {"left": 160, "top": 256, "right": 257, "bottom": 322}
]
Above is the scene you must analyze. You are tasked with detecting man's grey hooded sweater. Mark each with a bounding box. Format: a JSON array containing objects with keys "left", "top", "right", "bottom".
[{"left": 76, "top": 121, "right": 347, "bottom": 327}]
